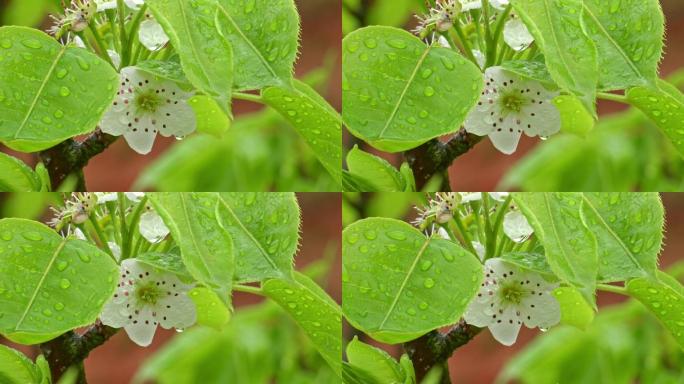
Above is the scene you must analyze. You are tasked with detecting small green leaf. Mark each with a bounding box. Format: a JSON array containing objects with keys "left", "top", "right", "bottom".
[
  {"left": 34, "top": 355, "right": 50, "bottom": 384},
  {"left": 500, "top": 252, "right": 554, "bottom": 277},
  {"left": 627, "top": 275, "right": 684, "bottom": 349},
  {"left": 553, "top": 286, "right": 595, "bottom": 329},
  {"left": 135, "top": 60, "right": 190, "bottom": 86},
  {"left": 346, "top": 336, "right": 405, "bottom": 384},
  {"left": 188, "top": 95, "right": 231, "bottom": 138},
  {"left": 342, "top": 26, "right": 483, "bottom": 152},
  {"left": 346, "top": 145, "right": 405, "bottom": 192},
  {"left": 263, "top": 272, "right": 342, "bottom": 376},
  {"left": 217, "top": 193, "right": 300, "bottom": 283},
  {"left": 262, "top": 79, "right": 342, "bottom": 185},
  {"left": 0, "top": 344, "right": 41, "bottom": 383},
  {"left": 215, "top": 0, "right": 299, "bottom": 90},
  {"left": 0, "top": 152, "right": 42, "bottom": 192},
  {"left": 514, "top": 193, "right": 598, "bottom": 307},
  {"left": 188, "top": 287, "right": 231, "bottom": 330},
  {"left": 627, "top": 84, "right": 684, "bottom": 157},
  {"left": 135, "top": 251, "right": 191, "bottom": 281},
  {"left": 581, "top": 0, "right": 664, "bottom": 91},
  {"left": 0, "top": 218, "right": 118, "bottom": 344},
  {"left": 147, "top": 0, "right": 234, "bottom": 113},
  {"left": 0, "top": 26, "right": 118, "bottom": 152},
  {"left": 553, "top": 95, "right": 595, "bottom": 137},
  {"left": 513, "top": 0, "right": 598, "bottom": 114},
  {"left": 343, "top": 218, "right": 483, "bottom": 344},
  {"left": 500, "top": 60, "right": 554, "bottom": 85},
  {"left": 149, "top": 193, "right": 234, "bottom": 301},
  {"left": 581, "top": 193, "right": 663, "bottom": 282}
]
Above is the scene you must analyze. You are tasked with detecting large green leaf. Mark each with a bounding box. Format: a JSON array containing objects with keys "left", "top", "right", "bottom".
[
  {"left": 0, "top": 152, "right": 41, "bottom": 192},
  {"left": 346, "top": 336, "right": 405, "bottom": 384},
  {"left": 216, "top": 193, "right": 299, "bottom": 283},
  {"left": 0, "top": 344, "right": 41, "bottom": 383},
  {"left": 262, "top": 272, "right": 342, "bottom": 376},
  {"left": 342, "top": 218, "right": 483, "bottom": 344},
  {"left": 262, "top": 79, "right": 342, "bottom": 185},
  {"left": 0, "top": 219, "right": 118, "bottom": 344},
  {"left": 149, "top": 193, "right": 234, "bottom": 299},
  {"left": 514, "top": 193, "right": 598, "bottom": 306},
  {"left": 627, "top": 274, "right": 684, "bottom": 349},
  {"left": 0, "top": 26, "right": 118, "bottom": 152},
  {"left": 627, "top": 83, "right": 684, "bottom": 157},
  {"left": 553, "top": 286, "right": 595, "bottom": 330},
  {"left": 513, "top": 0, "right": 598, "bottom": 113},
  {"left": 346, "top": 145, "right": 405, "bottom": 192},
  {"left": 581, "top": 0, "right": 664, "bottom": 91},
  {"left": 215, "top": 0, "right": 299, "bottom": 90},
  {"left": 342, "top": 26, "right": 483, "bottom": 152},
  {"left": 581, "top": 193, "right": 663, "bottom": 282},
  {"left": 147, "top": 0, "right": 234, "bottom": 113}
]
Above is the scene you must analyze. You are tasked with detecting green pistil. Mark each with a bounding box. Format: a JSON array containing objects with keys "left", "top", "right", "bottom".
[
  {"left": 499, "top": 283, "right": 523, "bottom": 305},
  {"left": 500, "top": 92, "right": 525, "bottom": 113},
  {"left": 135, "top": 89, "right": 162, "bottom": 114},
  {"left": 136, "top": 282, "right": 161, "bottom": 305}
]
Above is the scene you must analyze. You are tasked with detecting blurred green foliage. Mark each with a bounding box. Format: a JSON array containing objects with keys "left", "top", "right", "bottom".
[{"left": 1, "top": 0, "right": 60, "bottom": 27}]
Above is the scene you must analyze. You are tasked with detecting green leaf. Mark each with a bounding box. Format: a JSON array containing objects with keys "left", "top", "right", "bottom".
[
  {"left": 215, "top": 0, "right": 299, "bottom": 90},
  {"left": 343, "top": 218, "right": 483, "bottom": 344},
  {"left": 346, "top": 145, "right": 405, "bottom": 192},
  {"left": 513, "top": 0, "right": 598, "bottom": 113},
  {"left": 262, "top": 272, "right": 342, "bottom": 376},
  {"left": 342, "top": 26, "right": 483, "bottom": 152},
  {"left": 34, "top": 355, "right": 50, "bottom": 384},
  {"left": 135, "top": 251, "right": 191, "bottom": 281},
  {"left": 581, "top": 0, "right": 664, "bottom": 91},
  {"left": 0, "top": 344, "right": 41, "bottom": 383},
  {"left": 135, "top": 60, "right": 190, "bottom": 86},
  {"left": 149, "top": 193, "right": 234, "bottom": 300},
  {"left": 0, "top": 26, "right": 118, "bottom": 152},
  {"left": 553, "top": 286, "right": 595, "bottom": 329},
  {"left": 581, "top": 193, "right": 663, "bottom": 282},
  {"left": 188, "top": 95, "right": 231, "bottom": 137},
  {"left": 147, "top": 0, "right": 234, "bottom": 113},
  {"left": 627, "top": 84, "right": 684, "bottom": 157},
  {"left": 500, "top": 60, "right": 554, "bottom": 86},
  {"left": 626, "top": 275, "right": 684, "bottom": 349},
  {"left": 500, "top": 251, "right": 554, "bottom": 277},
  {"left": 0, "top": 218, "right": 118, "bottom": 344},
  {"left": 553, "top": 95, "right": 595, "bottom": 137},
  {"left": 262, "top": 79, "right": 342, "bottom": 185},
  {"left": 216, "top": 193, "right": 299, "bottom": 283},
  {"left": 346, "top": 336, "right": 405, "bottom": 384},
  {"left": 188, "top": 287, "right": 231, "bottom": 330},
  {"left": 514, "top": 193, "right": 598, "bottom": 307},
  {"left": 0, "top": 152, "right": 42, "bottom": 192}
]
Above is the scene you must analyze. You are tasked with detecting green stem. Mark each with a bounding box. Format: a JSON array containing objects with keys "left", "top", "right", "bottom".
[
  {"left": 87, "top": 24, "right": 115, "bottom": 68},
  {"left": 489, "top": 196, "right": 513, "bottom": 257},
  {"left": 88, "top": 215, "right": 113, "bottom": 257},
  {"left": 233, "top": 92, "right": 264, "bottom": 103},
  {"left": 451, "top": 22, "right": 478, "bottom": 64},
  {"left": 482, "top": 194, "right": 495, "bottom": 259},
  {"left": 117, "top": 193, "right": 130, "bottom": 260},
  {"left": 123, "top": 196, "right": 148, "bottom": 258},
  {"left": 488, "top": 4, "right": 512, "bottom": 67},
  {"left": 450, "top": 215, "right": 476, "bottom": 254},
  {"left": 117, "top": 0, "right": 130, "bottom": 66},
  {"left": 481, "top": 0, "right": 494, "bottom": 55},
  {"left": 234, "top": 284, "right": 263, "bottom": 295},
  {"left": 106, "top": 9, "right": 121, "bottom": 52},
  {"left": 597, "top": 283, "right": 629, "bottom": 295},
  {"left": 598, "top": 92, "right": 629, "bottom": 103}
]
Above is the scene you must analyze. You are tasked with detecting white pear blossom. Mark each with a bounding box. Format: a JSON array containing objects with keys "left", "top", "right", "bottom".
[
  {"left": 459, "top": 192, "right": 509, "bottom": 203},
  {"left": 503, "top": 210, "right": 533, "bottom": 242},
  {"left": 139, "top": 210, "right": 170, "bottom": 243},
  {"left": 95, "top": 192, "right": 145, "bottom": 204},
  {"left": 100, "top": 259, "right": 196, "bottom": 347},
  {"left": 100, "top": 67, "right": 196, "bottom": 154},
  {"left": 109, "top": 242, "right": 122, "bottom": 260},
  {"left": 504, "top": 15, "right": 534, "bottom": 51},
  {"left": 490, "top": 0, "right": 509, "bottom": 10},
  {"left": 459, "top": 0, "right": 482, "bottom": 11},
  {"left": 95, "top": 0, "right": 144, "bottom": 11},
  {"left": 464, "top": 258, "right": 560, "bottom": 346},
  {"left": 139, "top": 19, "right": 169, "bottom": 51},
  {"left": 465, "top": 66, "right": 560, "bottom": 154}
]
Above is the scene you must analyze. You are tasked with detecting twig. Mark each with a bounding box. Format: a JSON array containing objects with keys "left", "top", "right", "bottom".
[
  {"left": 38, "top": 130, "right": 119, "bottom": 191},
  {"left": 40, "top": 322, "right": 119, "bottom": 384},
  {"left": 404, "top": 129, "right": 483, "bottom": 191},
  {"left": 404, "top": 321, "right": 482, "bottom": 384}
]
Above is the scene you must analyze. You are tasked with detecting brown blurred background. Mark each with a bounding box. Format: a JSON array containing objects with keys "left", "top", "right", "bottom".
[
  {"left": 0, "top": 0, "right": 342, "bottom": 191},
  {"left": 0, "top": 192, "right": 342, "bottom": 383}
]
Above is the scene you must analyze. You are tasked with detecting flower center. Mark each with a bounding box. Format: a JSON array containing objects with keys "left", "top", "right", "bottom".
[
  {"left": 499, "top": 282, "right": 524, "bottom": 305},
  {"left": 136, "top": 283, "right": 161, "bottom": 305},
  {"left": 500, "top": 92, "right": 525, "bottom": 113},
  {"left": 135, "top": 90, "right": 162, "bottom": 114}
]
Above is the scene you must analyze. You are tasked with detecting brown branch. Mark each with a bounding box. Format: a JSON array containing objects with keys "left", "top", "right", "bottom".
[
  {"left": 40, "top": 322, "right": 119, "bottom": 384},
  {"left": 38, "top": 130, "right": 118, "bottom": 191},
  {"left": 403, "top": 321, "right": 482, "bottom": 384},
  {"left": 404, "top": 129, "right": 483, "bottom": 191}
]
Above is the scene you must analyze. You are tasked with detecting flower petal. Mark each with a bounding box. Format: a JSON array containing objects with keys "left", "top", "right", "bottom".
[
  {"left": 487, "top": 116, "right": 523, "bottom": 155},
  {"left": 460, "top": 0, "right": 482, "bottom": 11},
  {"left": 521, "top": 97, "right": 561, "bottom": 138},
  {"left": 472, "top": 241, "right": 485, "bottom": 261},
  {"left": 156, "top": 101, "right": 197, "bottom": 138},
  {"left": 108, "top": 242, "right": 122, "bottom": 260},
  {"left": 139, "top": 211, "right": 170, "bottom": 243},
  {"left": 504, "top": 18, "right": 534, "bottom": 51},
  {"left": 503, "top": 210, "right": 534, "bottom": 242},
  {"left": 464, "top": 296, "right": 495, "bottom": 327},
  {"left": 139, "top": 19, "right": 169, "bottom": 51},
  {"left": 123, "top": 307, "right": 158, "bottom": 347},
  {"left": 488, "top": 305, "right": 522, "bottom": 346},
  {"left": 490, "top": 0, "right": 509, "bottom": 10},
  {"left": 521, "top": 292, "right": 561, "bottom": 328},
  {"left": 100, "top": 300, "right": 129, "bottom": 328},
  {"left": 123, "top": 116, "right": 158, "bottom": 155},
  {"left": 157, "top": 293, "right": 197, "bottom": 330}
]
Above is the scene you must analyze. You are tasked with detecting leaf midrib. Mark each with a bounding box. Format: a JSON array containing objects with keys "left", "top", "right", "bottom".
[
  {"left": 15, "top": 238, "right": 67, "bottom": 330},
  {"left": 582, "top": 4, "right": 642, "bottom": 79},
  {"left": 216, "top": 4, "right": 279, "bottom": 80},
  {"left": 176, "top": 0, "right": 212, "bottom": 89},
  {"left": 178, "top": 194, "right": 214, "bottom": 282},
  {"left": 542, "top": 194, "right": 584, "bottom": 286},
  {"left": 378, "top": 236, "right": 431, "bottom": 330},
  {"left": 377, "top": 46, "right": 431, "bottom": 140},
  {"left": 217, "top": 195, "right": 279, "bottom": 272},
  {"left": 13, "top": 45, "right": 67, "bottom": 139},
  {"left": 581, "top": 195, "right": 644, "bottom": 271},
  {"left": 540, "top": 0, "right": 578, "bottom": 91}
]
